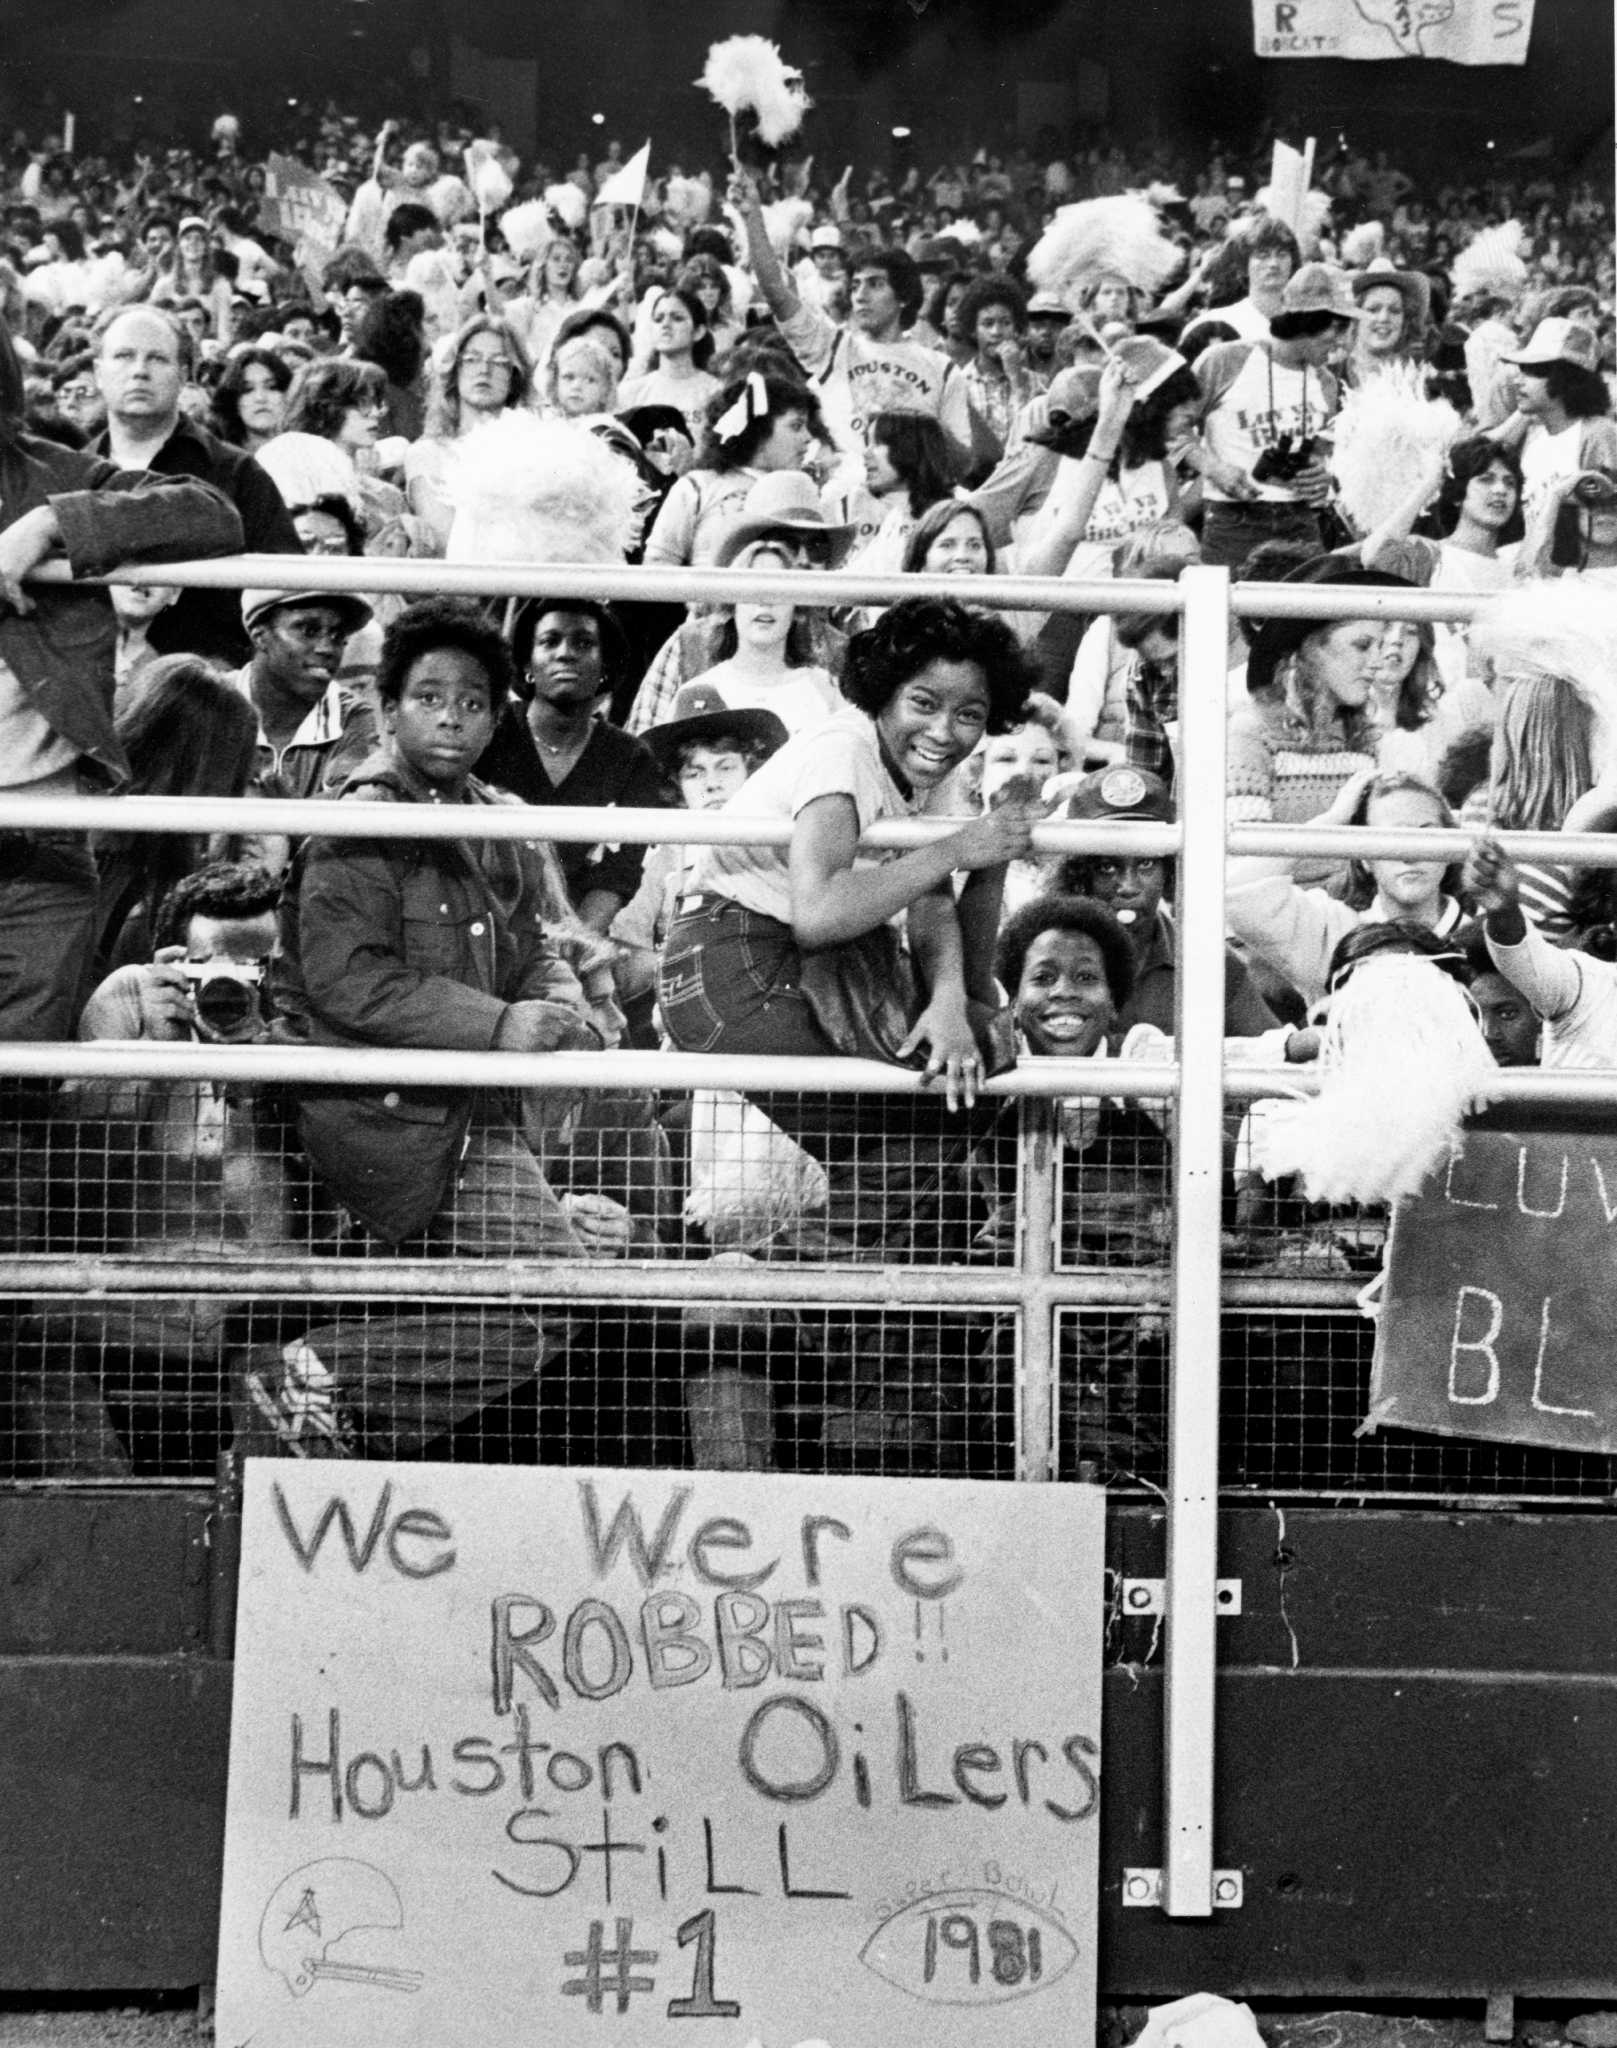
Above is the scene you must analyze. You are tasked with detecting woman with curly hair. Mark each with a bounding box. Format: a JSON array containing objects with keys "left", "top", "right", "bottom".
[
  {"left": 955, "top": 274, "right": 1042, "bottom": 462},
  {"left": 404, "top": 315, "right": 533, "bottom": 550},
  {"left": 208, "top": 344, "right": 292, "bottom": 452},
  {"left": 659, "top": 595, "right": 1040, "bottom": 1262},
  {"left": 642, "top": 370, "right": 824, "bottom": 569},
  {"left": 661, "top": 598, "right": 1035, "bottom": 1088}
]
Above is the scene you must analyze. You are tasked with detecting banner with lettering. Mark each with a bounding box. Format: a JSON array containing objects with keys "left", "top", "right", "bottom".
[
  {"left": 260, "top": 153, "right": 349, "bottom": 252},
  {"left": 216, "top": 1464, "right": 1105, "bottom": 2048},
  {"left": 1369, "top": 1127, "right": 1617, "bottom": 1453},
  {"left": 1252, "top": 0, "right": 1534, "bottom": 65}
]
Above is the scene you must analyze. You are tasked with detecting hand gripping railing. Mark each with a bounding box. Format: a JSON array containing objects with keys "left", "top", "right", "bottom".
[{"left": 11, "top": 551, "right": 1617, "bottom": 1921}]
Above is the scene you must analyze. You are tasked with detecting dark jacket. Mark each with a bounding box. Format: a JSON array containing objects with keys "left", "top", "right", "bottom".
[
  {"left": 275, "top": 754, "right": 592, "bottom": 1243},
  {"left": 95, "top": 415, "right": 301, "bottom": 666},
  {"left": 0, "top": 429, "right": 244, "bottom": 786},
  {"left": 476, "top": 708, "right": 671, "bottom": 913}
]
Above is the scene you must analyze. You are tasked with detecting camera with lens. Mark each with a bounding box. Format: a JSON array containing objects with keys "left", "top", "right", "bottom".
[
  {"left": 182, "top": 958, "right": 267, "bottom": 1042},
  {"left": 1250, "top": 434, "right": 1320, "bottom": 486}
]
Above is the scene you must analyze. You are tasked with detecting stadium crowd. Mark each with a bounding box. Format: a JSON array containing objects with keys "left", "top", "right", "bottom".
[{"left": 0, "top": 93, "right": 1614, "bottom": 1481}]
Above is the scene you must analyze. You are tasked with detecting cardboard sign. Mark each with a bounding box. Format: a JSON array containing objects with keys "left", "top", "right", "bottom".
[
  {"left": 1251, "top": 0, "right": 1534, "bottom": 65},
  {"left": 216, "top": 1464, "right": 1105, "bottom": 2048},
  {"left": 1370, "top": 1127, "right": 1617, "bottom": 1454},
  {"left": 261, "top": 154, "right": 349, "bottom": 254}
]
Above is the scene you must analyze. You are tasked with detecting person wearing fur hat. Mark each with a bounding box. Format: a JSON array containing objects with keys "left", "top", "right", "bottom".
[{"left": 1190, "top": 262, "right": 1361, "bottom": 572}]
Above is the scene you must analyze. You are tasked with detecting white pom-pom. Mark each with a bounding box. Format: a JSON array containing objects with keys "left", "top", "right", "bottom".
[
  {"left": 698, "top": 35, "right": 811, "bottom": 147},
  {"left": 1262, "top": 957, "right": 1497, "bottom": 1207},
  {"left": 1451, "top": 220, "right": 1528, "bottom": 302},
  {"left": 465, "top": 141, "right": 513, "bottom": 215},
  {"left": 663, "top": 174, "right": 712, "bottom": 229},
  {"left": 445, "top": 414, "right": 639, "bottom": 567},
  {"left": 498, "top": 200, "right": 552, "bottom": 266},
  {"left": 1341, "top": 219, "right": 1386, "bottom": 269},
  {"left": 761, "top": 196, "right": 812, "bottom": 259},
  {"left": 1330, "top": 362, "right": 1461, "bottom": 538},
  {"left": 545, "top": 181, "right": 588, "bottom": 233},
  {"left": 1026, "top": 196, "right": 1183, "bottom": 313},
  {"left": 946, "top": 217, "right": 982, "bottom": 248},
  {"left": 1471, "top": 579, "right": 1617, "bottom": 771}
]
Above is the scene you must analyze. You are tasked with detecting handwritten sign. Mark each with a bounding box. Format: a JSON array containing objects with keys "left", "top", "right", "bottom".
[
  {"left": 1251, "top": 0, "right": 1534, "bottom": 65},
  {"left": 216, "top": 1464, "right": 1105, "bottom": 2048},
  {"left": 1369, "top": 1127, "right": 1617, "bottom": 1453},
  {"left": 261, "top": 154, "right": 349, "bottom": 253}
]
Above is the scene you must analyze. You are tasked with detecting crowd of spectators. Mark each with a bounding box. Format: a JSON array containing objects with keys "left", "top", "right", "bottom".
[{"left": 0, "top": 95, "right": 1614, "bottom": 1482}]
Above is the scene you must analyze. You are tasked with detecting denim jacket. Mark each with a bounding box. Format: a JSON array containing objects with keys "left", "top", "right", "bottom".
[{"left": 0, "top": 430, "right": 244, "bottom": 786}]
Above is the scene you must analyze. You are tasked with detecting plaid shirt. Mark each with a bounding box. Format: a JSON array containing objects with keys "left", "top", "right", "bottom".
[{"left": 1121, "top": 655, "right": 1179, "bottom": 785}]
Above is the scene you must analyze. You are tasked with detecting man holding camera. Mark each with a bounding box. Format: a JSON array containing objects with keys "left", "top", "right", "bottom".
[
  {"left": 76, "top": 858, "right": 280, "bottom": 1045},
  {"left": 24, "top": 862, "right": 291, "bottom": 1477},
  {"left": 1190, "top": 263, "right": 1363, "bottom": 572}
]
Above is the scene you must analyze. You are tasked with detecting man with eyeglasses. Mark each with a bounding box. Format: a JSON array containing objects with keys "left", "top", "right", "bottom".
[{"left": 92, "top": 305, "right": 302, "bottom": 664}]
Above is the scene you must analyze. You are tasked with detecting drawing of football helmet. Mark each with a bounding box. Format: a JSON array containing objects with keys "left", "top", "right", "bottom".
[{"left": 258, "top": 1858, "right": 424, "bottom": 1997}]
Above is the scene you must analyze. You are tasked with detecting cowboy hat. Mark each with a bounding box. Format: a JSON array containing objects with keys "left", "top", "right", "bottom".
[
  {"left": 1351, "top": 257, "right": 1432, "bottom": 335},
  {"left": 713, "top": 470, "right": 855, "bottom": 570},
  {"left": 641, "top": 682, "right": 789, "bottom": 775}
]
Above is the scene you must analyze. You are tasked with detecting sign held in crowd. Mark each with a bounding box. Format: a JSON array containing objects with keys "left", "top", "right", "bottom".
[
  {"left": 216, "top": 1464, "right": 1105, "bottom": 2047},
  {"left": 1371, "top": 1127, "right": 1617, "bottom": 1455}
]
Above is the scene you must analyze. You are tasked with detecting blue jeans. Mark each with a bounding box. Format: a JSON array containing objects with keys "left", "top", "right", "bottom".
[
  {"left": 1200, "top": 498, "right": 1324, "bottom": 574},
  {"left": 660, "top": 895, "right": 987, "bottom": 1259},
  {"left": 0, "top": 830, "right": 99, "bottom": 1040}
]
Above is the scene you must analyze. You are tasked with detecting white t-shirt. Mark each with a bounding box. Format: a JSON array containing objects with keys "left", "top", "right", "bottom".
[
  {"left": 1030, "top": 456, "right": 1172, "bottom": 586},
  {"left": 1519, "top": 419, "right": 1584, "bottom": 528},
  {"left": 691, "top": 706, "right": 938, "bottom": 923},
  {"left": 686, "top": 659, "right": 840, "bottom": 736},
  {"left": 779, "top": 301, "right": 974, "bottom": 467},
  {"left": 1197, "top": 341, "right": 1336, "bottom": 504}
]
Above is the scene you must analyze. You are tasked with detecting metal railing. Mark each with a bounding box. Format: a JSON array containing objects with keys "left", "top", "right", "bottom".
[{"left": 7, "top": 550, "right": 1617, "bottom": 1920}]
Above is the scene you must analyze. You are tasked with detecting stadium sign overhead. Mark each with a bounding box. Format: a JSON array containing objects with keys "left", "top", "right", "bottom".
[{"left": 1252, "top": 0, "right": 1534, "bottom": 65}]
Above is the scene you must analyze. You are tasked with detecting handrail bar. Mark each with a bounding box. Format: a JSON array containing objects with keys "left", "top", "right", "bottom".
[
  {"left": 6, "top": 793, "right": 1616, "bottom": 873},
  {"left": 0, "top": 1040, "right": 1183, "bottom": 1096},
  {"left": 6, "top": 1039, "right": 1615, "bottom": 1106},
  {"left": 30, "top": 553, "right": 1512, "bottom": 625}
]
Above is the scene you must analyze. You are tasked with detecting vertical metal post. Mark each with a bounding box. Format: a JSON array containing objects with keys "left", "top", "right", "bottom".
[
  {"left": 1016, "top": 1096, "right": 1059, "bottom": 1482},
  {"left": 1163, "top": 565, "right": 1230, "bottom": 1916}
]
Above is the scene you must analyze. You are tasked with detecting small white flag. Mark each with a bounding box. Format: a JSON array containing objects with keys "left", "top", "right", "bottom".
[{"left": 594, "top": 141, "right": 651, "bottom": 210}]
